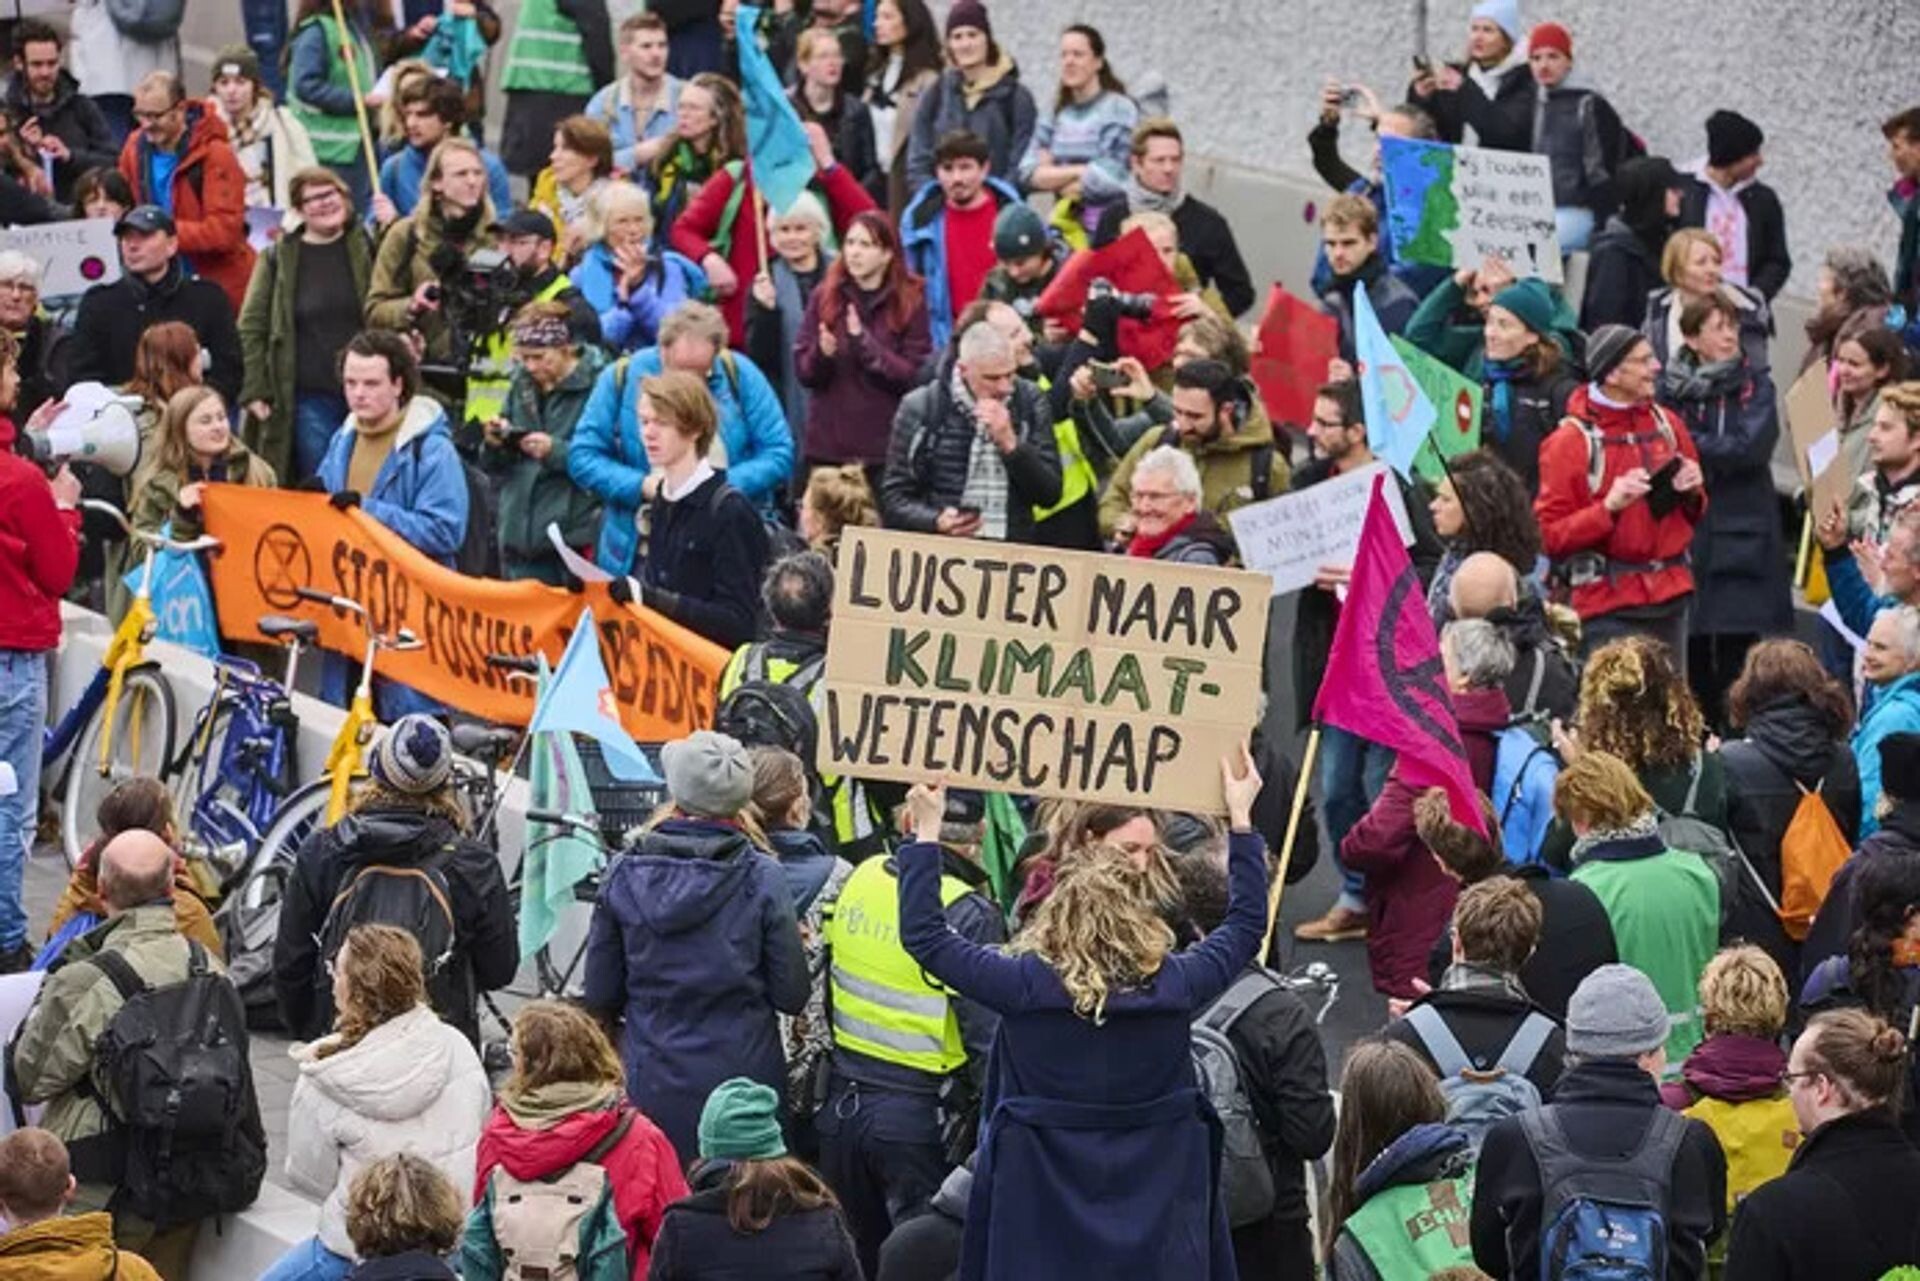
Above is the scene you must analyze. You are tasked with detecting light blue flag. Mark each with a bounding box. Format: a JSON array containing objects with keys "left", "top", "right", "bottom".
[
  {"left": 519, "top": 655, "right": 608, "bottom": 961},
  {"left": 527, "top": 609, "right": 660, "bottom": 783},
  {"left": 1353, "top": 282, "right": 1438, "bottom": 480},
  {"left": 120, "top": 522, "right": 220, "bottom": 660},
  {"left": 736, "top": 4, "right": 818, "bottom": 214}
]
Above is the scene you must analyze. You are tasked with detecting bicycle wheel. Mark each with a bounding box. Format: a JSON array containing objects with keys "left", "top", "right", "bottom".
[
  {"left": 62, "top": 665, "right": 176, "bottom": 868},
  {"left": 219, "top": 778, "right": 330, "bottom": 943},
  {"left": 169, "top": 700, "right": 235, "bottom": 838}
]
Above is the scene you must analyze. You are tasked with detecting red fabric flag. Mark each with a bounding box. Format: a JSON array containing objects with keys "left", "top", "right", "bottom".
[
  {"left": 1312, "top": 474, "right": 1490, "bottom": 835},
  {"left": 1249, "top": 283, "right": 1341, "bottom": 431},
  {"left": 1035, "top": 227, "right": 1184, "bottom": 369}
]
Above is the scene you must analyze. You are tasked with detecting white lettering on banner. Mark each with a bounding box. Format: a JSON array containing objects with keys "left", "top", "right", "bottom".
[
  {"left": 0, "top": 218, "right": 121, "bottom": 297},
  {"left": 1450, "top": 147, "right": 1564, "bottom": 284},
  {"left": 1226, "top": 461, "right": 1416, "bottom": 597}
]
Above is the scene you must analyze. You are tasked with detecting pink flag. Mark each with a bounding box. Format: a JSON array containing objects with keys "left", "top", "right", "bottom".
[{"left": 1312, "top": 474, "right": 1489, "bottom": 835}]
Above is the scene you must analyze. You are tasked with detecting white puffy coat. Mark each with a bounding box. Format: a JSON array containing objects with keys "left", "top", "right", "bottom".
[{"left": 284, "top": 1003, "right": 491, "bottom": 1258}]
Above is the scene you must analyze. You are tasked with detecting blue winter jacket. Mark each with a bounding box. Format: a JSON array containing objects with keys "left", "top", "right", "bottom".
[
  {"left": 900, "top": 174, "right": 1024, "bottom": 351},
  {"left": 581, "top": 817, "right": 809, "bottom": 1164},
  {"left": 314, "top": 397, "right": 468, "bottom": 718},
  {"left": 379, "top": 142, "right": 513, "bottom": 220},
  {"left": 1855, "top": 672, "right": 1920, "bottom": 838},
  {"left": 568, "top": 345, "right": 793, "bottom": 573},
  {"left": 1824, "top": 545, "right": 1898, "bottom": 641},
  {"left": 569, "top": 242, "right": 709, "bottom": 353}
]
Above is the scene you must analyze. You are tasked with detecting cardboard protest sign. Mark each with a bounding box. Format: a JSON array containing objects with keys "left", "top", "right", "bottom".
[
  {"left": 1036, "top": 227, "right": 1185, "bottom": 370},
  {"left": 1381, "top": 137, "right": 1563, "bottom": 284},
  {"left": 822, "top": 527, "right": 1270, "bottom": 812},
  {"left": 1249, "top": 283, "right": 1340, "bottom": 430},
  {"left": 200, "top": 486, "right": 729, "bottom": 740},
  {"left": 1228, "top": 461, "right": 1416, "bottom": 596},
  {"left": 2, "top": 218, "right": 119, "bottom": 297},
  {"left": 1390, "top": 336, "right": 1482, "bottom": 484},
  {"left": 1783, "top": 364, "right": 1852, "bottom": 519}
]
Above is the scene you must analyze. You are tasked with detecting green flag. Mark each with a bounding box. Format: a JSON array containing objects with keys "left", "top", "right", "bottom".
[
  {"left": 519, "top": 656, "right": 608, "bottom": 961},
  {"left": 980, "top": 792, "right": 1028, "bottom": 911},
  {"left": 1390, "top": 335, "right": 1482, "bottom": 485}
]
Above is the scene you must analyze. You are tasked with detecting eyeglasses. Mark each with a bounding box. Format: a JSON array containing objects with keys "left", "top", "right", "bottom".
[
  {"left": 0, "top": 280, "right": 36, "bottom": 294},
  {"left": 132, "top": 105, "right": 180, "bottom": 125},
  {"left": 1779, "top": 1068, "right": 1825, "bottom": 1088},
  {"left": 300, "top": 188, "right": 344, "bottom": 208}
]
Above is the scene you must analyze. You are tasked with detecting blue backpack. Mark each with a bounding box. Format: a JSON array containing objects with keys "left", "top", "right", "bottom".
[
  {"left": 1519, "top": 1104, "right": 1689, "bottom": 1280},
  {"left": 1492, "top": 723, "right": 1560, "bottom": 867}
]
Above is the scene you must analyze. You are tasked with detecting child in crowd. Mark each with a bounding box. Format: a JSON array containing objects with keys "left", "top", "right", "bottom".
[{"left": 341, "top": 1153, "right": 467, "bottom": 1281}]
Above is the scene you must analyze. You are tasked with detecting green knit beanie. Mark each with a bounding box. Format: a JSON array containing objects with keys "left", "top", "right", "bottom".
[{"left": 697, "top": 1078, "right": 787, "bottom": 1161}]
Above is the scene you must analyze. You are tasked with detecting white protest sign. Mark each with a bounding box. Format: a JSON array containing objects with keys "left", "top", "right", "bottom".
[
  {"left": 1, "top": 218, "right": 121, "bottom": 297},
  {"left": 1450, "top": 146, "right": 1563, "bottom": 284},
  {"left": 1227, "top": 461, "right": 1415, "bottom": 596}
]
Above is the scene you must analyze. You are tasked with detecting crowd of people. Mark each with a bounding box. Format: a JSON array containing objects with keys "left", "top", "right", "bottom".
[{"left": 0, "top": 1, "right": 1919, "bottom": 1279}]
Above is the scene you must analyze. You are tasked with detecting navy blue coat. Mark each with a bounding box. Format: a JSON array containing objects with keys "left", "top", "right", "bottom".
[
  {"left": 584, "top": 817, "right": 809, "bottom": 1162},
  {"left": 895, "top": 829, "right": 1268, "bottom": 1281}
]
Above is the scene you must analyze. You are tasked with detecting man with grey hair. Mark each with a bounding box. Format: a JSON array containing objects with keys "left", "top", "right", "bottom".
[
  {"left": 882, "top": 316, "right": 1061, "bottom": 543},
  {"left": 1120, "top": 444, "right": 1236, "bottom": 564}
]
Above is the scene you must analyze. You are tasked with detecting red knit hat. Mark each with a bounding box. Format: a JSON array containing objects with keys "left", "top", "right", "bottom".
[{"left": 1529, "top": 22, "right": 1573, "bottom": 58}]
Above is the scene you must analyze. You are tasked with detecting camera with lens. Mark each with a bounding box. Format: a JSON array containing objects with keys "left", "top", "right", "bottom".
[
  {"left": 417, "top": 245, "right": 535, "bottom": 409},
  {"left": 1087, "top": 276, "right": 1157, "bottom": 321}
]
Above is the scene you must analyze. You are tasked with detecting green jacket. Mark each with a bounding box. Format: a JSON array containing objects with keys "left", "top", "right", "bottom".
[
  {"left": 481, "top": 344, "right": 609, "bottom": 563},
  {"left": 1402, "top": 275, "right": 1581, "bottom": 380},
  {"left": 1571, "top": 835, "right": 1721, "bottom": 1066},
  {"left": 8, "top": 906, "right": 205, "bottom": 1209},
  {"left": 1095, "top": 388, "right": 1290, "bottom": 539},
  {"left": 365, "top": 202, "right": 497, "bottom": 365},
  {"left": 238, "top": 226, "right": 375, "bottom": 481}
]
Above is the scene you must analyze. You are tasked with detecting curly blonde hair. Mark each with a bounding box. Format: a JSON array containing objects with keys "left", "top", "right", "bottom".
[
  {"left": 1009, "top": 844, "right": 1174, "bottom": 1023},
  {"left": 1699, "top": 945, "right": 1788, "bottom": 1039},
  {"left": 343, "top": 1153, "right": 463, "bottom": 1259},
  {"left": 801, "top": 465, "right": 880, "bottom": 549},
  {"left": 1575, "top": 636, "right": 1705, "bottom": 772}
]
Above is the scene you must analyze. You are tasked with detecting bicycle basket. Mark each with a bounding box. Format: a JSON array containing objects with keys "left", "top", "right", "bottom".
[{"left": 574, "top": 738, "right": 668, "bottom": 847}]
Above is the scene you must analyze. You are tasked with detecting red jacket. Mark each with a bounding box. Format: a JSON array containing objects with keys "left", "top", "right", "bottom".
[
  {"left": 0, "top": 417, "right": 80, "bottom": 652},
  {"left": 669, "top": 161, "right": 875, "bottom": 347},
  {"left": 1340, "top": 685, "right": 1508, "bottom": 999},
  {"left": 118, "top": 101, "right": 256, "bottom": 315},
  {"left": 473, "top": 1102, "right": 688, "bottom": 1279},
  {"left": 1534, "top": 383, "right": 1705, "bottom": 619}
]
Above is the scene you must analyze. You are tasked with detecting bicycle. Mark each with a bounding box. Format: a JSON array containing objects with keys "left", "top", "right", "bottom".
[
  {"left": 165, "top": 615, "right": 318, "bottom": 885},
  {"left": 46, "top": 501, "right": 219, "bottom": 866}
]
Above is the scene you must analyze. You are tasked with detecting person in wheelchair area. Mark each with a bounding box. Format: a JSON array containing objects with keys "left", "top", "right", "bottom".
[{"left": 272, "top": 713, "right": 517, "bottom": 1046}]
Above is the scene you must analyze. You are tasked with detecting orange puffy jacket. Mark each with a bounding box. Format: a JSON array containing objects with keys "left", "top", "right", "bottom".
[{"left": 118, "top": 101, "right": 256, "bottom": 315}]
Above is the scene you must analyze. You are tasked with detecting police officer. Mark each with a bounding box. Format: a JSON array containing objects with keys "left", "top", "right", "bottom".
[
  {"left": 718, "top": 551, "right": 888, "bottom": 860},
  {"left": 817, "top": 793, "right": 1004, "bottom": 1278}
]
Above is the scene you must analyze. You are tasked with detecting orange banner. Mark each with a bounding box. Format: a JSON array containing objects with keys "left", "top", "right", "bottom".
[{"left": 200, "top": 486, "right": 728, "bottom": 741}]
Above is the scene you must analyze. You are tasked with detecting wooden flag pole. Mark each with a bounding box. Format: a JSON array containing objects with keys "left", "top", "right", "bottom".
[
  {"left": 329, "top": 0, "right": 383, "bottom": 197},
  {"left": 1263, "top": 725, "right": 1321, "bottom": 958}
]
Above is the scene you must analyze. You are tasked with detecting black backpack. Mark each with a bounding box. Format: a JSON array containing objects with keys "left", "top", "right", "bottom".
[
  {"left": 71, "top": 944, "right": 266, "bottom": 1226},
  {"left": 457, "top": 458, "right": 501, "bottom": 578},
  {"left": 317, "top": 845, "right": 461, "bottom": 1003},
  {"left": 716, "top": 650, "right": 824, "bottom": 765}
]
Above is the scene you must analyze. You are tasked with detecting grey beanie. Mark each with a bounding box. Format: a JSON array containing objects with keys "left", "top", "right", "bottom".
[
  {"left": 662, "top": 730, "right": 754, "bottom": 818},
  {"left": 372, "top": 715, "right": 453, "bottom": 795},
  {"left": 1566, "top": 963, "right": 1670, "bottom": 1059},
  {"left": 1584, "top": 324, "right": 1644, "bottom": 386}
]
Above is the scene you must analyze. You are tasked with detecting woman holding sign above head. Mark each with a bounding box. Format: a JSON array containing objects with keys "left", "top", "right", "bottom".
[{"left": 892, "top": 750, "right": 1267, "bottom": 1281}]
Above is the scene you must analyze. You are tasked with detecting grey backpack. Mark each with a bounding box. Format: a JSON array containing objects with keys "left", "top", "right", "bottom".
[
  {"left": 1191, "top": 969, "right": 1281, "bottom": 1228},
  {"left": 1405, "top": 1003, "right": 1555, "bottom": 1154}
]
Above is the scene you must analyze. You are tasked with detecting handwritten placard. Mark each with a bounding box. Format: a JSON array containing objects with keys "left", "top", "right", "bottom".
[
  {"left": 0, "top": 218, "right": 121, "bottom": 297},
  {"left": 1382, "top": 137, "right": 1563, "bottom": 284},
  {"left": 1227, "top": 461, "right": 1416, "bottom": 596}
]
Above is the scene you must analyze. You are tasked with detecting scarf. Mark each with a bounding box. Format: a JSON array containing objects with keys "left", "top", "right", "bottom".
[
  {"left": 1127, "top": 509, "right": 1195, "bottom": 559},
  {"left": 1123, "top": 171, "right": 1183, "bottom": 216},
  {"left": 1483, "top": 356, "right": 1527, "bottom": 443},
  {"left": 1438, "top": 961, "right": 1534, "bottom": 1004},
  {"left": 1569, "top": 810, "right": 1662, "bottom": 865},
  {"left": 950, "top": 364, "right": 1010, "bottom": 540},
  {"left": 1660, "top": 348, "right": 1745, "bottom": 402},
  {"left": 440, "top": 201, "right": 484, "bottom": 245},
  {"left": 500, "top": 1079, "right": 622, "bottom": 1131},
  {"left": 226, "top": 96, "right": 271, "bottom": 150}
]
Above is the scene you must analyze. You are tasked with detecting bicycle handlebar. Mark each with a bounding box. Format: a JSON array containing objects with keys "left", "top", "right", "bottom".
[
  {"left": 82, "top": 499, "right": 221, "bottom": 553},
  {"left": 296, "top": 589, "right": 422, "bottom": 651},
  {"left": 527, "top": 808, "right": 601, "bottom": 836}
]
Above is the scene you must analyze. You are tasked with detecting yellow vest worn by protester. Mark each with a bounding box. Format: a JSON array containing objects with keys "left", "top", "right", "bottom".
[
  {"left": 823, "top": 855, "right": 972, "bottom": 1075},
  {"left": 465, "top": 271, "right": 575, "bottom": 424}
]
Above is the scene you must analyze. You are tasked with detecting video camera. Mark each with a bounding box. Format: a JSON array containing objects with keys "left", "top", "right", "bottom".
[{"left": 415, "top": 244, "right": 536, "bottom": 401}]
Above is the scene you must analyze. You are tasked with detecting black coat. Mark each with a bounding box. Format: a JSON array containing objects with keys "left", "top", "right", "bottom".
[
  {"left": 1424, "top": 867, "right": 1618, "bottom": 1023},
  {"left": 650, "top": 1166, "right": 864, "bottom": 1280},
  {"left": 1410, "top": 61, "right": 1534, "bottom": 153},
  {"left": 1470, "top": 1059, "right": 1728, "bottom": 1281},
  {"left": 1799, "top": 804, "right": 1920, "bottom": 988},
  {"left": 1678, "top": 176, "right": 1792, "bottom": 301},
  {"left": 1318, "top": 256, "right": 1421, "bottom": 362},
  {"left": 1719, "top": 699, "right": 1861, "bottom": 973},
  {"left": 272, "top": 804, "right": 519, "bottom": 1046},
  {"left": 636, "top": 469, "right": 772, "bottom": 650},
  {"left": 1384, "top": 974, "right": 1568, "bottom": 1098},
  {"left": 880, "top": 368, "right": 1062, "bottom": 543},
  {"left": 348, "top": 1253, "right": 460, "bottom": 1281},
  {"left": 1723, "top": 1110, "right": 1920, "bottom": 1281},
  {"left": 1581, "top": 215, "right": 1665, "bottom": 331},
  {"left": 1491, "top": 603, "right": 1580, "bottom": 724},
  {"left": 5, "top": 70, "right": 117, "bottom": 201},
  {"left": 876, "top": 1165, "right": 968, "bottom": 1281},
  {"left": 1094, "top": 195, "right": 1255, "bottom": 318},
  {"left": 1482, "top": 369, "right": 1577, "bottom": 497},
  {"left": 793, "top": 87, "right": 881, "bottom": 203},
  {"left": 66, "top": 259, "right": 244, "bottom": 402},
  {"left": 1214, "top": 970, "right": 1335, "bottom": 1243},
  {"left": 1657, "top": 353, "right": 1792, "bottom": 637}
]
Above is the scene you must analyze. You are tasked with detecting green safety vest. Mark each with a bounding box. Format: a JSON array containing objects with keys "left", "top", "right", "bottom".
[
  {"left": 1340, "top": 1175, "right": 1476, "bottom": 1279},
  {"left": 822, "top": 856, "right": 972, "bottom": 1075},
  {"left": 465, "top": 273, "right": 575, "bottom": 424},
  {"left": 287, "top": 15, "right": 377, "bottom": 166},
  {"left": 500, "top": 0, "right": 595, "bottom": 97},
  {"left": 718, "top": 642, "right": 881, "bottom": 857},
  {"left": 1034, "top": 415, "right": 1097, "bottom": 521}
]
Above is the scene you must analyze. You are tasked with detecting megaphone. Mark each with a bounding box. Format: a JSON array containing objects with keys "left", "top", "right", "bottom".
[{"left": 22, "top": 382, "right": 142, "bottom": 478}]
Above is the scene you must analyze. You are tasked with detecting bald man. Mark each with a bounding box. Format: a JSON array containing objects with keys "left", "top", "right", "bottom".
[
  {"left": 1448, "top": 551, "right": 1579, "bottom": 723},
  {"left": 9, "top": 829, "right": 262, "bottom": 1277}
]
